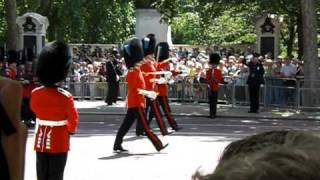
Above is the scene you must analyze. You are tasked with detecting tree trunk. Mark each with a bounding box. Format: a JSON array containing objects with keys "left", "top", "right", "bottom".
[
  {"left": 38, "top": 0, "right": 55, "bottom": 41},
  {"left": 297, "top": 12, "right": 304, "bottom": 59},
  {"left": 38, "top": 0, "right": 54, "bottom": 16},
  {"left": 301, "top": 0, "right": 320, "bottom": 107},
  {"left": 4, "top": 0, "right": 17, "bottom": 50},
  {"left": 286, "top": 16, "right": 296, "bottom": 57}
]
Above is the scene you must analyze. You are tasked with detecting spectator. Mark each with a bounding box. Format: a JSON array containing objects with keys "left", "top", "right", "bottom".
[
  {"left": 193, "top": 130, "right": 320, "bottom": 180},
  {"left": 271, "top": 59, "right": 284, "bottom": 105},
  {"left": 281, "top": 57, "right": 297, "bottom": 105}
]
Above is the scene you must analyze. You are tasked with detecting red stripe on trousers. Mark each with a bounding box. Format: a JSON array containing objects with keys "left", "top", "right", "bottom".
[
  {"left": 162, "top": 96, "right": 177, "bottom": 129},
  {"left": 137, "top": 108, "right": 162, "bottom": 148},
  {"left": 151, "top": 100, "right": 168, "bottom": 135}
]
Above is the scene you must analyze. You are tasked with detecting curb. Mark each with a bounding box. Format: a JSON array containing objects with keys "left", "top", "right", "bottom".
[{"left": 78, "top": 111, "right": 319, "bottom": 121}]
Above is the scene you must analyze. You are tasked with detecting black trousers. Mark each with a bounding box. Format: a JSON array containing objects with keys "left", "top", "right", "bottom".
[
  {"left": 136, "top": 97, "right": 167, "bottom": 135},
  {"left": 105, "top": 81, "right": 119, "bottom": 105},
  {"left": 248, "top": 84, "right": 260, "bottom": 112},
  {"left": 156, "top": 96, "right": 179, "bottom": 130},
  {"left": 36, "top": 152, "right": 68, "bottom": 180},
  {"left": 114, "top": 107, "right": 163, "bottom": 151},
  {"left": 208, "top": 90, "right": 218, "bottom": 117},
  {"left": 21, "top": 97, "right": 36, "bottom": 122}
]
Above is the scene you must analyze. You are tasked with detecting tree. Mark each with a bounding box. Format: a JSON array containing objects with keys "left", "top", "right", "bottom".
[
  {"left": 301, "top": 0, "right": 319, "bottom": 107},
  {"left": 0, "top": 1, "right": 6, "bottom": 44},
  {"left": 4, "top": 0, "right": 17, "bottom": 50},
  {"left": 155, "top": 0, "right": 312, "bottom": 57}
]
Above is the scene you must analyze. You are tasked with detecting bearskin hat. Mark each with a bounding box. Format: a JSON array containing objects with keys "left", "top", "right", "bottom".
[
  {"left": 123, "top": 37, "right": 144, "bottom": 69},
  {"left": 155, "top": 42, "right": 170, "bottom": 62},
  {"left": 36, "top": 41, "right": 71, "bottom": 86},
  {"left": 209, "top": 53, "right": 221, "bottom": 65},
  {"left": 142, "top": 33, "right": 156, "bottom": 56}
]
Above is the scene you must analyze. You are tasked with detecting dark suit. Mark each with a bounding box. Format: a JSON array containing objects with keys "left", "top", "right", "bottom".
[
  {"left": 246, "top": 61, "right": 264, "bottom": 112},
  {"left": 105, "top": 59, "right": 122, "bottom": 105}
]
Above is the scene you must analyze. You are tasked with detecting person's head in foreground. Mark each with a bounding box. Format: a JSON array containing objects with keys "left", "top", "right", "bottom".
[{"left": 193, "top": 130, "right": 320, "bottom": 180}]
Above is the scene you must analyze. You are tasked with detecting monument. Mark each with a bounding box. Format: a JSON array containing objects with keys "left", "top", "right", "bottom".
[
  {"left": 16, "top": 12, "right": 49, "bottom": 55},
  {"left": 255, "top": 15, "right": 281, "bottom": 59},
  {"left": 135, "top": 1, "right": 172, "bottom": 45}
]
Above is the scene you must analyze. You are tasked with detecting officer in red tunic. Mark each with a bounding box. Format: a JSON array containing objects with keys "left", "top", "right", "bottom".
[
  {"left": 206, "top": 53, "right": 223, "bottom": 119},
  {"left": 136, "top": 34, "right": 169, "bottom": 136},
  {"left": 113, "top": 37, "right": 168, "bottom": 152},
  {"left": 154, "top": 42, "right": 182, "bottom": 131},
  {"left": 31, "top": 41, "right": 78, "bottom": 180}
]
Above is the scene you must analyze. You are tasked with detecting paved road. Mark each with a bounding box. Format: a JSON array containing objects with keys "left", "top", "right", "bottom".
[{"left": 24, "top": 115, "right": 320, "bottom": 180}]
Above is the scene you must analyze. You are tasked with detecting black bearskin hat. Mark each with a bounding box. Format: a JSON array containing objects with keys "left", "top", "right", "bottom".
[
  {"left": 209, "top": 53, "right": 221, "bottom": 65},
  {"left": 123, "top": 37, "right": 144, "bottom": 69},
  {"left": 0, "top": 47, "right": 4, "bottom": 62},
  {"left": 155, "top": 42, "right": 170, "bottom": 62},
  {"left": 7, "top": 50, "right": 17, "bottom": 64},
  {"left": 36, "top": 41, "right": 71, "bottom": 86},
  {"left": 142, "top": 33, "right": 156, "bottom": 56}
]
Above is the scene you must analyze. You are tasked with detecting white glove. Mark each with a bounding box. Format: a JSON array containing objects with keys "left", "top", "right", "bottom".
[
  {"left": 152, "top": 77, "right": 167, "bottom": 84},
  {"left": 138, "top": 89, "right": 158, "bottom": 100}
]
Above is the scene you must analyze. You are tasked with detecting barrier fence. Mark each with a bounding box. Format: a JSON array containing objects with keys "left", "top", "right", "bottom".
[{"left": 62, "top": 76, "right": 320, "bottom": 110}]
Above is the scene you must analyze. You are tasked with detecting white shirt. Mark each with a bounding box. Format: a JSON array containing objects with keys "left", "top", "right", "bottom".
[{"left": 280, "top": 63, "right": 297, "bottom": 77}]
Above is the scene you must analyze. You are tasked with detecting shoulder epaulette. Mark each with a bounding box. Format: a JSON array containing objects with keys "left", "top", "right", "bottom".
[{"left": 57, "top": 87, "right": 72, "bottom": 97}]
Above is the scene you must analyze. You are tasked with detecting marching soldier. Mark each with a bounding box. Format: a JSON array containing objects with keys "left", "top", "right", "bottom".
[
  {"left": 154, "top": 42, "right": 182, "bottom": 131},
  {"left": 31, "top": 41, "right": 79, "bottom": 180},
  {"left": 206, "top": 53, "right": 223, "bottom": 119},
  {"left": 136, "top": 34, "right": 169, "bottom": 136},
  {"left": 113, "top": 37, "right": 168, "bottom": 152}
]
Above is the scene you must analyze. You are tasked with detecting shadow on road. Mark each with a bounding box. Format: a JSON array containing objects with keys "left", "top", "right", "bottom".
[{"left": 98, "top": 152, "right": 165, "bottom": 160}]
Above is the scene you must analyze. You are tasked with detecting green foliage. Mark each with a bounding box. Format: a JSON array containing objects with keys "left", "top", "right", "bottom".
[
  {"left": 1, "top": 0, "right": 135, "bottom": 44},
  {"left": 0, "top": 1, "right": 6, "bottom": 44},
  {"left": 1, "top": 0, "right": 318, "bottom": 47},
  {"left": 171, "top": 10, "right": 256, "bottom": 45}
]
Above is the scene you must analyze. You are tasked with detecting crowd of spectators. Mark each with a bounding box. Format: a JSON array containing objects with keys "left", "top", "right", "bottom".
[
  {"left": 0, "top": 44, "right": 306, "bottom": 106},
  {"left": 66, "top": 44, "right": 305, "bottom": 105}
]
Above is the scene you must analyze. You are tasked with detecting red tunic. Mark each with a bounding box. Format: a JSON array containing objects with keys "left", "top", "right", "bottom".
[
  {"left": 140, "top": 60, "right": 156, "bottom": 91},
  {"left": 126, "top": 68, "right": 146, "bottom": 108},
  {"left": 31, "top": 86, "right": 79, "bottom": 153},
  {"left": 22, "top": 82, "right": 38, "bottom": 98},
  {"left": 206, "top": 68, "right": 222, "bottom": 92},
  {"left": 156, "top": 61, "right": 169, "bottom": 96}
]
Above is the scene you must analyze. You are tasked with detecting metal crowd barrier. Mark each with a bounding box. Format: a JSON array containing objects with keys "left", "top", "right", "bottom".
[{"left": 63, "top": 75, "right": 320, "bottom": 110}]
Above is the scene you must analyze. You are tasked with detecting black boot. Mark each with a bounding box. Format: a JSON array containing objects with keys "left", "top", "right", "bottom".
[
  {"left": 156, "top": 143, "right": 169, "bottom": 152},
  {"left": 113, "top": 145, "right": 128, "bottom": 153}
]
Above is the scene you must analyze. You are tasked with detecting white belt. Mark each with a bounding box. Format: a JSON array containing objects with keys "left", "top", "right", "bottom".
[{"left": 37, "top": 119, "right": 67, "bottom": 127}]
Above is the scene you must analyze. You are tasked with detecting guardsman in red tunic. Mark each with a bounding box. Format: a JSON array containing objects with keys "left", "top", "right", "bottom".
[
  {"left": 113, "top": 37, "right": 168, "bottom": 152},
  {"left": 154, "top": 42, "right": 182, "bottom": 131},
  {"left": 31, "top": 41, "right": 78, "bottom": 180},
  {"left": 136, "top": 34, "right": 169, "bottom": 136},
  {"left": 206, "top": 53, "right": 223, "bottom": 119}
]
